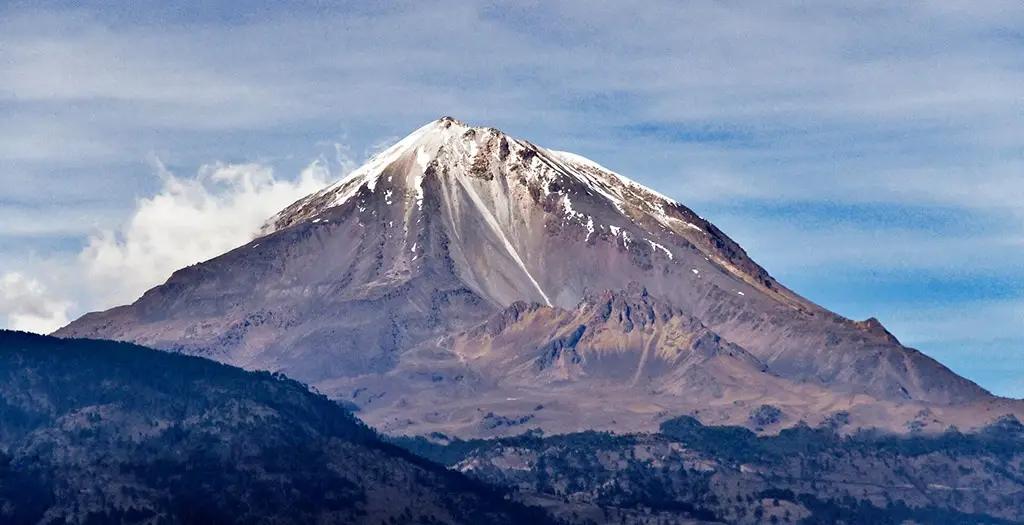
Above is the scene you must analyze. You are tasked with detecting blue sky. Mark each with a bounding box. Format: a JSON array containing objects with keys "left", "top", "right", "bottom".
[{"left": 1, "top": 1, "right": 1022, "bottom": 397}]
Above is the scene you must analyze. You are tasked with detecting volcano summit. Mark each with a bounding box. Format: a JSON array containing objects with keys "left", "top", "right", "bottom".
[{"left": 57, "top": 117, "right": 1022, "bottom": 436}]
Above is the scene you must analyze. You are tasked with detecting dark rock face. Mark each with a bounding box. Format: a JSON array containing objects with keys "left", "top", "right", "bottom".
[
  {"left": 0, "top": 330, "right": 557, "bottom": 525},
  {"left": 56, "top": 117, "right": 1018, "bottom": 436},
  {"left": 749, "top": 404, "right": 784, "bottom": 428}
]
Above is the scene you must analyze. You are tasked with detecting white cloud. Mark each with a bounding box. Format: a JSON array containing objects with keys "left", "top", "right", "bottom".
[
  {"left": 0, "top": 155, "right": 343, "bottom": 333},
  {"left": 0, "top": 273, "right": 70, "bottom": 334},
  {"left": 79, "top": 158, "right": 334, "bottom": 307}
]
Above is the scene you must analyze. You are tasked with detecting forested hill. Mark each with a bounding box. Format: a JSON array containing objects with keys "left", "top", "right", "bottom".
[
  {"left": 0, "top": 330, "right": 556, "bottom": 525},
  {"left": 394, "top": 416, "right": 1024, "bottom": 524}
]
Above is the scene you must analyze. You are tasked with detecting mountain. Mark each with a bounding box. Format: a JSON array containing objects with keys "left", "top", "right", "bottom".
[
  {"left": 56, "top": 116, "right": 1022, "bottom": 435},
  {"left": 0, "top": 330, "right": 559, "bottom": 525}
]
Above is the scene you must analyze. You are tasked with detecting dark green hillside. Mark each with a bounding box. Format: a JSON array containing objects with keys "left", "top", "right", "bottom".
[
  {"left": 0, "top": 330, "right": 556, "bottom": 525},
  {"left": 393, "top": 417, "right": 1024, "bottom": 525}
]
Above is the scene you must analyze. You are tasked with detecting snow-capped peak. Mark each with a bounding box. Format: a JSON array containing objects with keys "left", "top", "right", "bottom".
[
  {"left": 255, "top": 115, "right": 804, "bottom": 316},
  {"left": 322, "top": 116, "right": 470, "bottom": 201},
  {"left": 262, "top": 116, "right": 707, "bottom": 240},
  {"left": 261, "top": 117, "right": 498, "bottom": 233}
]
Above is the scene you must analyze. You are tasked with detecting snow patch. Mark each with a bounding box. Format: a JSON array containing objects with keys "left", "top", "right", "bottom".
[
  {"left": 319, "top": 120, "right": 442, "bottom": 209},
  {"left": 416, "top": 146, "right": 432, "bottom": 172},
  {"left": 546, "top": 150, "right": 631, "bottom": 213},
  {"left": 560, "top": 195, "right": 596, "bottom": 242},
  {"left": 561, "top": 195, "right": 575, "bottom": 217},
  {"left": 666, "top": 216, "right": 704, "bottom": 232},
  {"left": 647, "top": 239, "right": 673, "bottom": 259},
  {"left": 548, "top": 149, "right": 695, "bottom": 233},
  {"left": 561, "top": 195, "right": 586, "bottom": 222},
  {"left": 414, "top": 174, "right": 425, "bottom": 209}
]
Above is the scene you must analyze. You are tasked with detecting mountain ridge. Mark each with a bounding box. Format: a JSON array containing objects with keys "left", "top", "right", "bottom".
[{"left": 0, "top": 329, "right": 559, "bottom": 524}]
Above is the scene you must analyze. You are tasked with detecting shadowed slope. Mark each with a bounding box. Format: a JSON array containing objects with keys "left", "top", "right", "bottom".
[{"left": 0, "top": 330, "right": 557, "bottom": 525}]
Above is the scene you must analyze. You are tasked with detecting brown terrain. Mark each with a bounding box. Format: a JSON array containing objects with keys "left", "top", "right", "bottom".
[{"left": 56, "top": 116, "right": 1024, "bottom": 437}]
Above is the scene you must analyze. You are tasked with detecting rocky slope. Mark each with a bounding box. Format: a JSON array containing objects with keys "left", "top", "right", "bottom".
[
  {"left": 447, "top": 286, "right": 771, "bottom": 392},
  {"left": 56, "top": 117, "right": 1018, "bottom": 435},
  {"left": 0, "top": 330, "right": 557, "bottom": 525}
]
